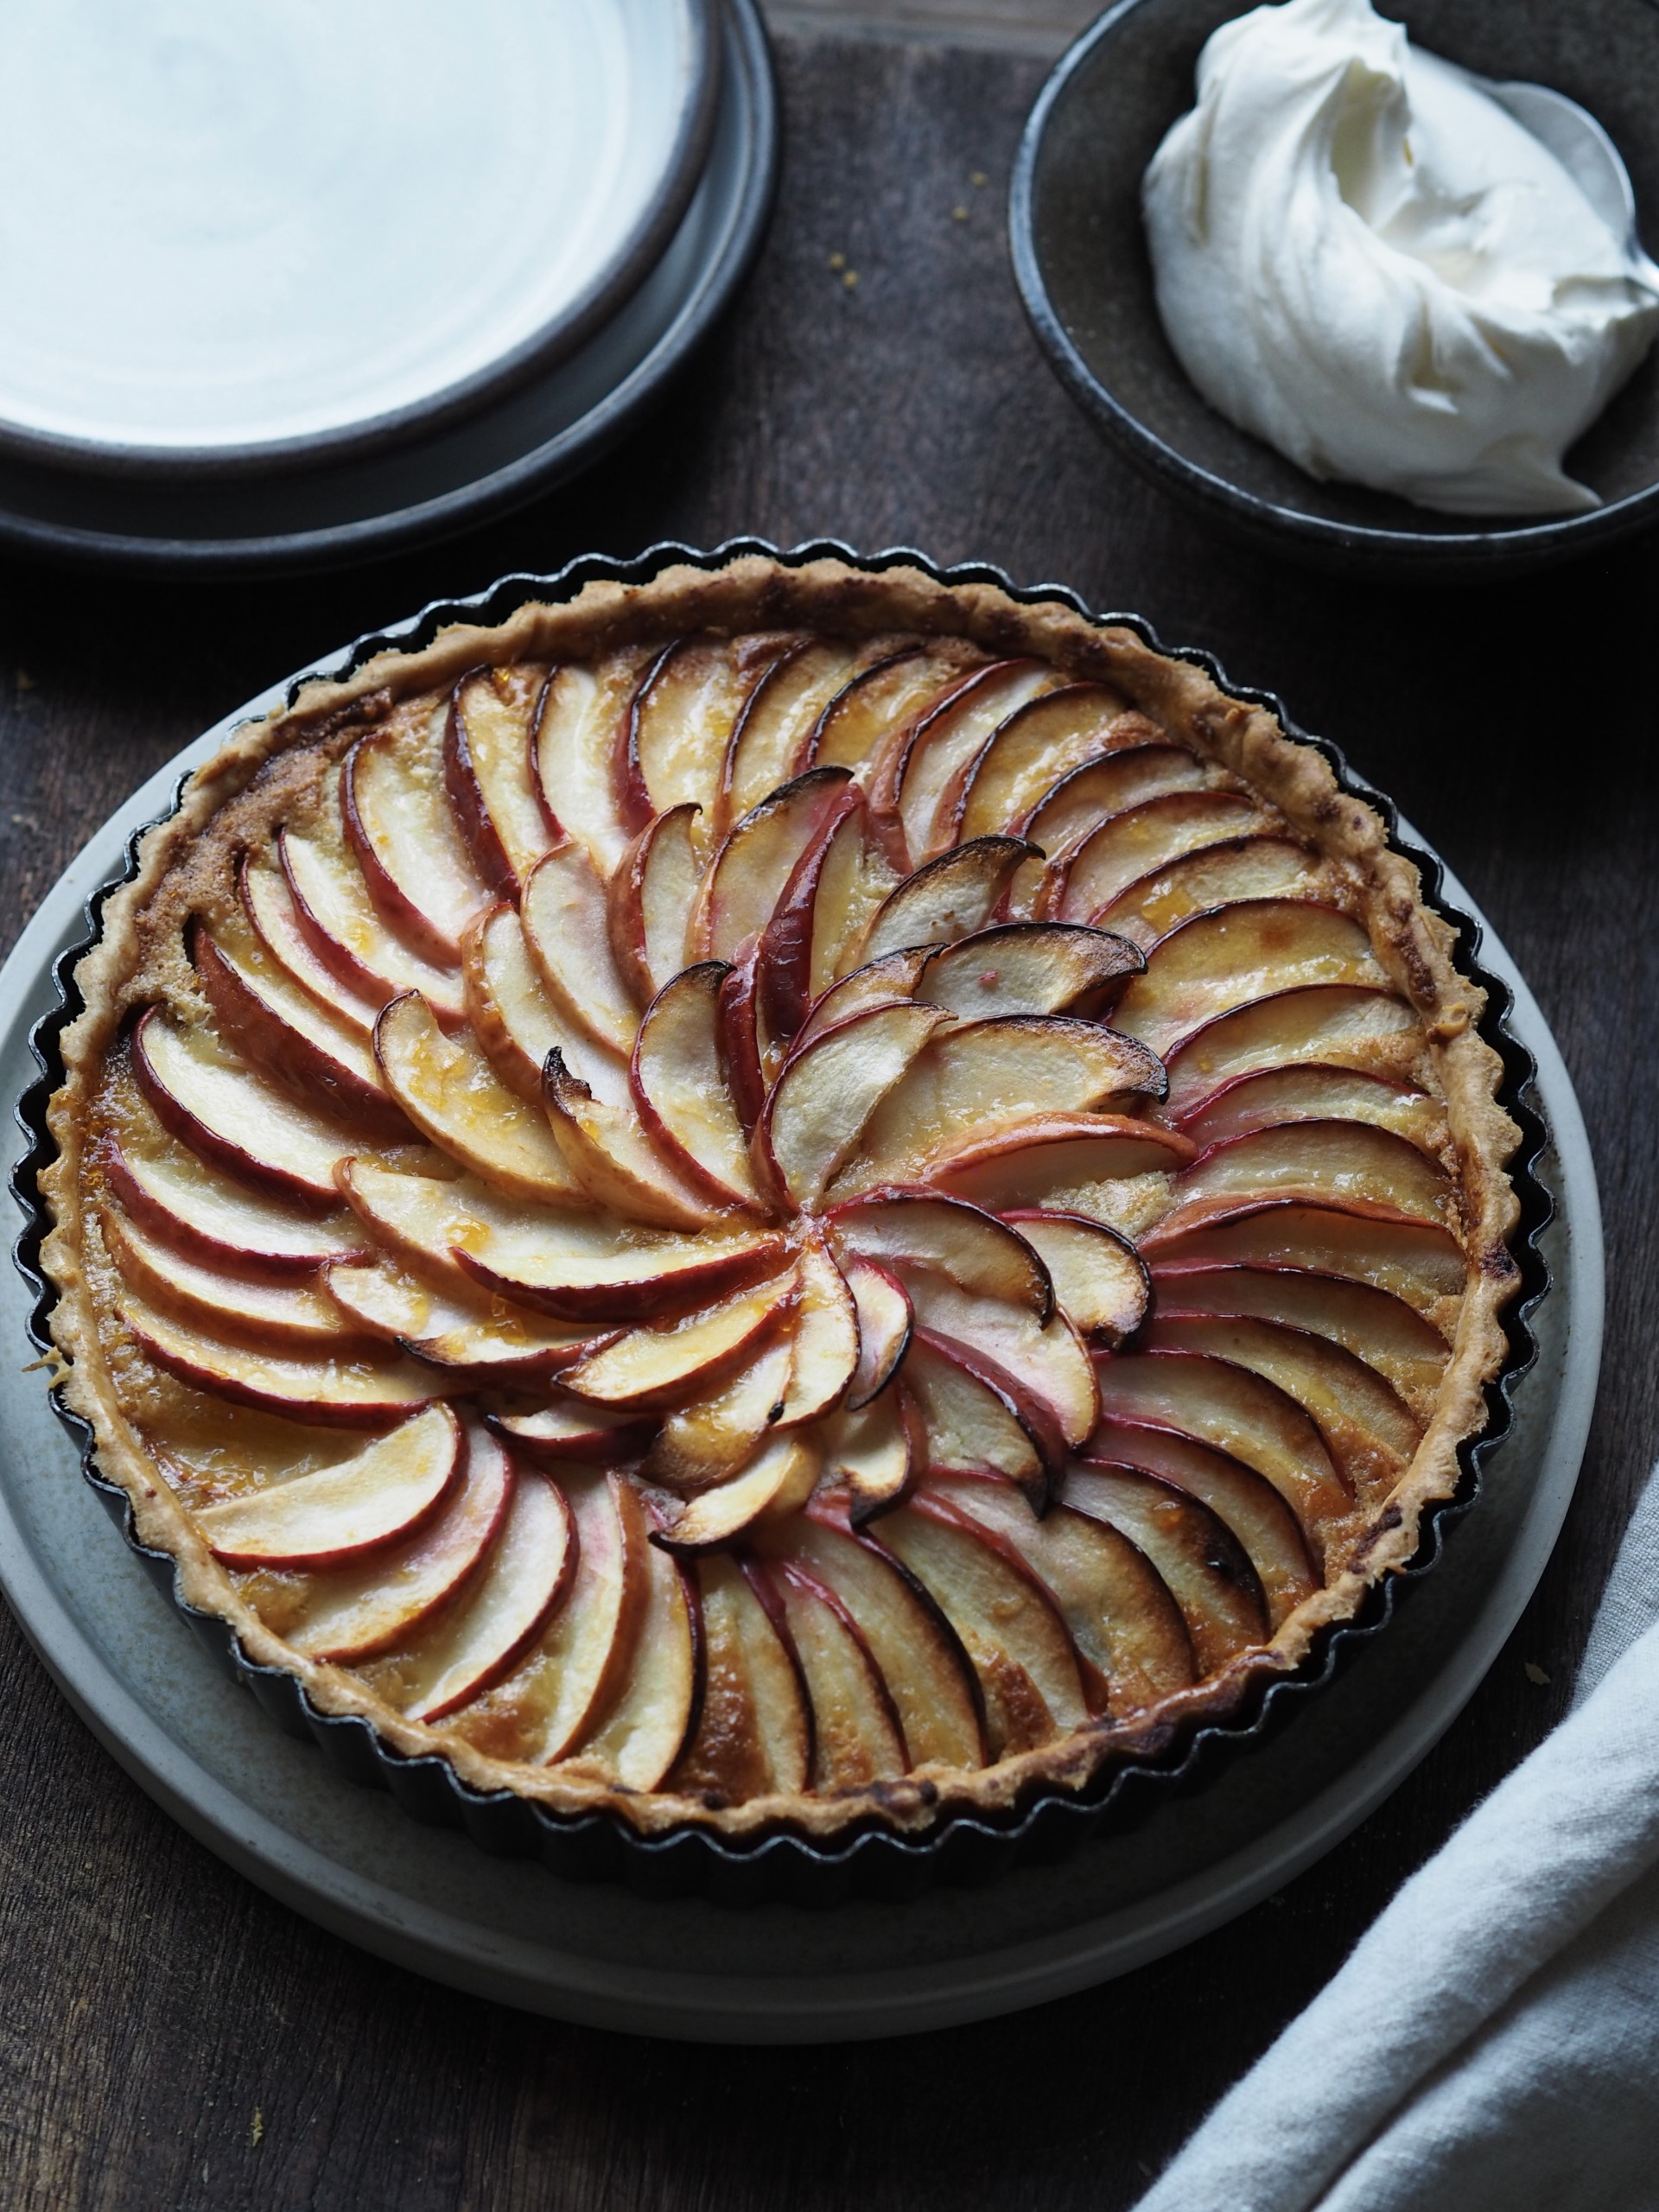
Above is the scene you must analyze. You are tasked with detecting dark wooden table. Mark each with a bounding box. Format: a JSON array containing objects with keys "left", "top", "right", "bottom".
[{"left": 2, "top": 31, "right": 1653, "bottom": 2209}]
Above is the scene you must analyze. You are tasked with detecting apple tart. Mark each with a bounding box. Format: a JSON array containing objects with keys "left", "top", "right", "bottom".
[{"left": 39, "top": 553, "right": 1522, "bottom": 1854}]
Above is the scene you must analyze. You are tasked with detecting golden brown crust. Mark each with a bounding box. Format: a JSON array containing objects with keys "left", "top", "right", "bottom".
[{"left": 39, "top": 555, "right": 1522, "bottom": 1844}]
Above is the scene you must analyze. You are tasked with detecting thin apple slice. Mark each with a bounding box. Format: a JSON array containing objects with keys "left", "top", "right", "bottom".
[
  {"left": 194, "top": 1403, "right": 460, "bottom": 1565},
  {"left": 808, "top": 641, "right": 985, "bottom": 772},
  {"left": 831, "top": 1188, "right": 1051, "bottom": 1315},
  {"left": 671, "top": 1554, "right": 811, "bottom": 1799},
  {"left": 858, "top": 836, "right": 1040, "bottom": 967},
  {"left": 1084, "top": 1414, "right": 1318, "bottom": 1627},
  {"left": 607, "top": 801, "right": 703, "bottom": 1007},
  {"left": 489, "top": 1398, "right": 657, "bottom": 1465},
  {"left": 279, "top": 1421, "right": 512, "bottom": 1662},
  {"left": 927, "top": 1110, "right": 1194, "bottom": 1221},
  {"left": 915, "top": 922, "right": 1142, "bottom": 1020},
  {"left": 447, "top": 664, "right": 557, "bottom": 893},
  {"left": 192, "top": 924, "right": 406, "bottom": 1137},
  {"left": 717, "top": 636, "right": 859, "bottom": 830},
  {"left": 1019, "top": 744, "right": 1212, "bottom": 849},
  {"left": 838, "top": 1017, "right": 1167, "bottom": 1194},
  {"left": 121, "top": 1298, "right": 439, "bottom": 1427},
  {"left": 757, "top": 1001, "right": 950, "bottom": 1209},
  {"left": 1001, "top": 1209, "right": 1148, "bottom": 1344},
  {"left": 101, "top": 1128, "right": 368, "bottom": 1278},
  {"left": 716, "top": 940, "right": 768, "bottom": 1135},
  {"left": 103, "top": 1205, "right": 355, "bottom": 1351},
  {"left": 543, "top": 1049, "right": 728, "bottom": 1229},
  {"left": 773, "top": 1232, "right": 860, "bottom": 1423},
  {"left": 452, "top": 1214, "right": 788, "bottom": 1325},
  {"left": 814, "top": 1389, "right": 920, "bottom": 1522},
  {"left": 461, "top": 902, "right": 628, "bottom": 1106},
  {"left": 1044, "top": 791, "right": 1269, "bottom": 922},
  {"left": 755, "top": 785, "right": 871, "bottom": 1043},
  {"left": 1180, "top": 1064, "right": 1444, "bottom": 1151},
  {"left": 1059, "top": 1464, "right": 1266, "bottom": 1673},
  {"left": 631, "top": 962, "right": 761, "bottom": 1206},
  {"left": 1140, "top": 1198, "right": 1467, "bottom": 1321},
  {"left": 373, "top": 992, "right": 581, "bottom": 1204},
  {"left": 1094, "top": 1350, "right": 1351, "bottom": 1541},
  {"left": 872, "top": 1497, "right": 1089, "bottom": 1751},
  {"left": 693, "top": 766, "right": 855, "bottom": 963},
  {"left": 1163, "top": 983, "right": 1421, "bottom": 1120},
  {"left": 791, "top": 948, "right": 931, "bottom": 1056},
  {"left": 902, "top": 1328, "right": 1067, "bottom": 1510},
  {"left": 240, "top": 853, "right": 381, "bottom": 1035},
  {"left": 1092, "top": 837, "right": 1325, "bottom": 947},
  {"left": 644, "top": 1330, "right": 795, "bottom": 1490},
  {"left": 555, "top": 1535, "right": 698, "bottom": 1788},
  {"left": 532, "top": 649, "right": 660, "bottom": 876},
  {"left": 653, "top": 1431, "right": 822, "bottom": 1550},
  {"left": 904, "top": 1274, "right": 1098, "bottom": 1448},
  {"left": 1142, "top": 1313, "right": 1421, "bottom": 1499},
  {"left": 325, "top": 1259, "right": 602, "bottom": 1376},
  {"left": 521, "top": 842, "right": 641, "bottom": 1055},
  {"left": 1114, "top": 899, "right": 1389, "bottom": 1058},
  {"left": 132, "top": 1009, "right": 360, "bottom": 1208},
  {"left": 950, "top": 684, "right": 1136, "bottom": 846},
  {"left": 559, "top": 1270, "right": 800, "bottom": 1409},
  {"left": 934, "top": 1473, "right": 1196, "bottom": 1707},
  {"left": 760, "top": 1504, "right": 985, "bottom": 1763},
  {"left": 280, "top": 823, "right": 467, "bottom": 1027},
  {"left": 623, "top": 632, "right": 792, "bottom": 820},
  {"left": 752, "top": 1560, "right": 909, "bottom": 1788},
  {"left": 810, "top": 798, "right": 902, "bottom": 996},
  {"left": 396, "top": 1462, "right": 575, "bottom": 1723},
  {"left": 886, "top": 659, "right": 1057, "bottom": 865},
  {"left": 343, "top": 721, "right": 493, "bottom": 961},
  {"left": 828, "top": 1257, "right": 906, "bottom": 1410},
  {"left": 1172, "top": 1118, "right": 1454, "bottom": 1226}
]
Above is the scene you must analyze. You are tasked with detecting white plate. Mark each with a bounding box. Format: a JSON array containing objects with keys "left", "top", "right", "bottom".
[
  {"left": 0, "top": 652, "right": 1602, "bottom": 2043},
  {"left": 0, "top": 0, "right": 716, "bottom": 471}
]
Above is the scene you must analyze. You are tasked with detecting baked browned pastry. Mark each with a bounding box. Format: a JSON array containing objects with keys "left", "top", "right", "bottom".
[{"left": 39, "top": 554, "right": 1521, "bottom": 1847}]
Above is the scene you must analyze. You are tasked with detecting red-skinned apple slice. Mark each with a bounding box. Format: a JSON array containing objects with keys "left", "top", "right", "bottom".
[
  {"left": 192, "top": 923, "right": 407, "bottom": 1138},
  {"left": 915, "top": 921, "right": 1142, "bottom": 1020},
  {"left": 773, "top": 1231, "right": 860, "bottom": 1424},
  {"left": 132, "top": 1008, "right": 363, "bottom": 1209},
  {"left": 748, "top": 1560, "right": 908, "bottom": 1789},
  {"left": 277, "top": 1420, "right": 512, "bottom": 1662},
  {"left": 446, "top": 663, "right": 557, "bottom": 893},
  {"left": 1092, "top": 836, "right": 1325, "bottom": 948},
  {"left": 644, "top": 1328, "right": 795, "bottom": 1490},
  {"left": 1082, "top": 1414, "right": 1318, "bottom": 1626},
  {"left": 559, "top": 1269, "right": 800, "bottom": 1409},
  {"left": 631, "top": 962, "right": 762, "bottom": 1207},
  {"left": 280, "top": 823, "right": 467, "bottom": 1028},
  {"left": 756, "top": 1001, "right": 950, "bottom": 1209},
  {"left": 1179, "top": 1064, "right": 1443, "bottom": 1151},
  {"left": 790, "top": 948, "right": 931, "bottom": 1057},
  {"left": 531, "top": 648, "right": 659, "bottom": 875},
  {"left": 1056, "top": 1464, "right": 1266, "bottom": 1673},
  {"left": 240, "top": 853, "right": 382, "bottom": 1035},
  {"left": 103, "top": 1205, "right": 359, "bottom": 1352},
  {"left": 755, "top": 784, "right": 869, "bottom": 1043},
  {"left": 547, "top": 1522, "right": 697, "bottom": 1789},
  {"left": 925, "top": 1110, "right": 1193, "bottom": 1221},
  {"left": 902, "top": 1327, "right": 1068, "bottom": 1510},
  {"left": 903, "top": 1274, "right": 1098, "bottom": 1448},
  {"left": 760, "top": 1501, "right": 986, "bottom": 1763},
  {"left": 343, "top": 722, "right": 493, "bottom": 962},
  {"left": 621, "top": 632, "right": 793, "bottom": 822},
  {"left": 194, "top": 1402, "right": 460, "bottom": 1564},
  {"left": 1042, "top": 790, "right": 1269, "bottom": 922},
  {"left": 857, "top": 836, "right": 1040, "bottom": 968},
  {"left": 397, "top": 1459, "right": 575, "bottom": 1724},
  {"left": 807, "top": 641, "right": 985, "bottom": 772},
  {"left": 1113, "top": 899, "right": 1389, "bottom": 1058},
  {"left": 324, "top": 1258, "right": 604, "bottom": 1376},
  {"left": 1094, "top": 1350, "right": 1350, "bottom": 1541},
  {"left": 1001, "top": 1209, "right": 1148, "bottom": 1344},
  {"left": 374, "top": 992, "right": 581, "bottom": 1204},
  {"left": 933, "top": 1472, "right": 1197, "bottom": 1707},
  {"left": 652, "top": 1430, "right": 822, "bottom": 1551},
  {"left": 884, "top": 658, "right": 1057, "bottom": 866},
  {"left": 121, "top": 1298, "right": 439, "bottom": 1427},
  {"left": 607, "top": 801, "right": 702, "bottom": 1007},
  {"left": 716, "top": 635, "right": 856, "bottom": 830},
  {"left": 1162, "top": 983, "right": 1421, "bottom": 1120},
  {"left": 946, "top": 683, "right": 1135, "bottom": 848},
  {"left": 461, "top": 902, "right": 629, "bottom": 1107},
  {"left": 670, "top": 1553, "right": 811, "bottom": 1798},
  {"left": 1172, "top": 1118, "right": 1454, "bottom": 1227},
  {"left": 871, "top": 1496, "right": 1090, "bottom": 1750},
  {"left": 692, "top": 766, "right": 855, "bottom": 963},
  {"left": 1017, "top": 744, "right": 1212, "bottom": 849},
  {"left": 810, "top": 798, "right": 901, "bottom": 995},
  {"left": 813, "top": 1387, "right": 923, "bottom": 1522},
  {"left": 489, "top": 1397, "right": 657, "bottom": 1465},
  {"left": 543, "top": 1048, "right": 728, "bottom": 1229},
  {"left": 1140, "top": 1198, "right": 1466, "bottom": 1320},
  {"left": 830, "top": 1187, "right": 1052, "bottom": 1316},
  {"left": 521, "top": 842, "right": 640, "bottom": 1055},
  {"left": 716, "top": 939, "right": 768, "bottom": 1136},
  {"left": 100, "top": 1128, "right": 368, "bottom": 1279},
  {"left": 839, "top": 1255, "right": 912, "bottom": 1407}
]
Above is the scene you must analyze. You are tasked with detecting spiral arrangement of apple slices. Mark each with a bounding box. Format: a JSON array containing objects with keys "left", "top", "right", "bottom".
[{"left": 85, "top": 626, "right": 1468, "bottom": 1819}]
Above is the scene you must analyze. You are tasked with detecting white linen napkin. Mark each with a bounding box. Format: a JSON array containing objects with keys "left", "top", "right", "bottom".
[{"left": 1134, "top": 1460, "right": 1659, "bottom": 2212}]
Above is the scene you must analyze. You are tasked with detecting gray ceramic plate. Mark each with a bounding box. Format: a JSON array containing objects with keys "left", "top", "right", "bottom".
[{"left": 1012, "top": 0, "right": 1659, "bottom": 578}]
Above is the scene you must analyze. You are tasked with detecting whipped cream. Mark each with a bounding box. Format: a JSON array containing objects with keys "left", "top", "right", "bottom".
[{"left": 1141, "top": 0, "right": 1659, "bottom": 515}]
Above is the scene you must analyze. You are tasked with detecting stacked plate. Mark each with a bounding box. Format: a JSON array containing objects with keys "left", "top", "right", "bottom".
[{"left": 0, "top": 0, "right": 775, "bottom": 572}]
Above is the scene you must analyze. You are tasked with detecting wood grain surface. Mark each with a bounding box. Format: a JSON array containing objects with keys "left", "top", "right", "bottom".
[{"left": 1, "top": 32, "right": 1653, "bottom": 2211}]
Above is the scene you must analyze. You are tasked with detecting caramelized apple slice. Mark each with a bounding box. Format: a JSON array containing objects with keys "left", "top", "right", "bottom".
[
  {"left": 755, "top": 785, "right": 874, "bottom": 1042},
  {"left": 928, "top": 1112, "right": 1194, "bottom": 1220},
  {"left": 618, "top": 634, "right": 784, "bottom": 820},
  {"left": 343, "top": 722, "right": 493, "bottom": 961},
  {"left": 489, "top": 1398, "right": 656, "bottom": 1465},
  {"left": 325, "top": 1259, "right": 601, "bottom": 1377},
  {"left": 840, "top": 1255, "right": 913, "bottom": 1406},
  {"left": 374, "top": 992, "right": 580, "bottom": 1204},
  {"left": 814, "top": 1389, "right": 920, "bottom": 1522},
  {"left": 653, "top": 1431, "right": 822, "bottom": 1550},
  {"left": 1094, "top": 1350, "right": 1350, "bottom": 1541},
  {"left": 447, "top": 664, "right": 557, "bottom": 891},
  {"left": 902, "top": 1328, "right": 1067, "bottom": 1510},
  {"left": 1180, "top": 1064, "right": 1444, "bottom": 1151},
  {"left": 790, "top": 948, "right": 931, "bottom": 1055},
  {"left": 103, "top": 1205, "right": 354, "bottom": 1351},
  {"left": 1020, "top": 743, "right": 1211, "bottom": 848},
  {"left": 880, "top": 659, "right": 1054, "bottom": 864},
  {"left": 1141, "top": 1198, "right": 1466, "bottom": 1320},
  {"left": 521, "top": 842, "right": 640, "bottom": 1055},
  {"left": 904, "top": 1274, "right": 1099, "bottom": 1447},
  {"left": 1172, "top": 1119, "right": 1454, "bottom": 1226},
  {"left": 462, "top": 901, "right": 628, "bottom": 1106},
  {"left": 608, "top": 802, "right": 702, "bottom": 1006},
  {"left": 808, "top": 641, "right": 984, "bottom": 772},
  {"left": 809, "top": 798, "right": 903, "bottom": 996},
  {"left": 1046, "top": 791, "right": 1268, "bottom": 923},
  {"left": 752, "top": 1560, "right": 909, "bottom": 1788},
  {"left": 281, "top": 824, "right": 467, "bottom": 1028},
  {"left": 280, "top": 1421, "right": 512, "bottom": 1662},
  {"left": 543, "top": 1051, "right": 728, "bottom": 1230},
  {"left": 556, "top": 1537, "right": 698, "bottom": 1788},
  {"left": 694, "top": 766, "right": 855, "bottom": 963},
  {"left": 1114, "top": 899, "right": 1388, "bottom": 1058},
  {"left": 101, "top": 1128, "right": 368, "bottom": 1279},
  {"left": 671, "top": 1554, "right": 811, "bottom": 1798},
  {"left": 1084, "top": 1416, "right": 1317, "bottom": 1626},
  {"left": 122, "top": 1299, "right": 438, "bottom": 1427},
  {"left": 1163, "top": 983, "right": 1421, "bottom": 1119},
  {"left": 1092, "top": 837, "right": 1325, "bottom": 947},
  {"left": 951, "top": 683, "right": 1135, "bottom": 846},
  {"left": 532, "top": 650, "right": 659, "bottom": 876},
  {"left": 916, "top": 922, "right": 1142, "bottom": 1020},
  {"left": 758, "top": 1001, "right": 950, "bottom": 1208},
  {"left": 718, "top": 637, "right": 861, "bottom": 830},
  {"left": 632, "top": 963, "right": 761, "bottom": 1207},
  {"left": 454, "top": 1218, "right": 788, "bottom": 1325},
  {"left": 769, "top": 1233, "right": 858, "bottom": 1423},
  {"left": 1001, "top": 1209, "right": 1148, "bottom": 1344},
  {"left": 240, "top": 853, "right": 381, "bottom": 1036},
  {"left": 832, "top": 1187, "right": 1051, "bottom": 1315},
  {"left": 859, "top": 836, "right": 1039, "bottom": 967},
  {"left": 559, "top": 1269, "right": 800, "bottom": 1409},
  {"left": 873, "top": 1497, "right": 1089, "bottom": 1751},
  {"left": 194, "top": 1403, "right": 460, "bottom": 1565},
  {"left": 644, "top": 1330, "right": 795, "bottom": 1490},
  {"left": 1059, "top": 1464, "right": 1266, "bottom": 1673}
]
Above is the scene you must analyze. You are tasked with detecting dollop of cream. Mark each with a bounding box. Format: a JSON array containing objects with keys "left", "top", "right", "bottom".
[{"left": 1142, "top": 0, "right": 1659, "bottom": 514}]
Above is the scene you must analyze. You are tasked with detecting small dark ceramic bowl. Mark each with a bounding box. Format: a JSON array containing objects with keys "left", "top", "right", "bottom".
[{"left": 1011, "top": 0, "right": 1659, "bottom": 580}]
